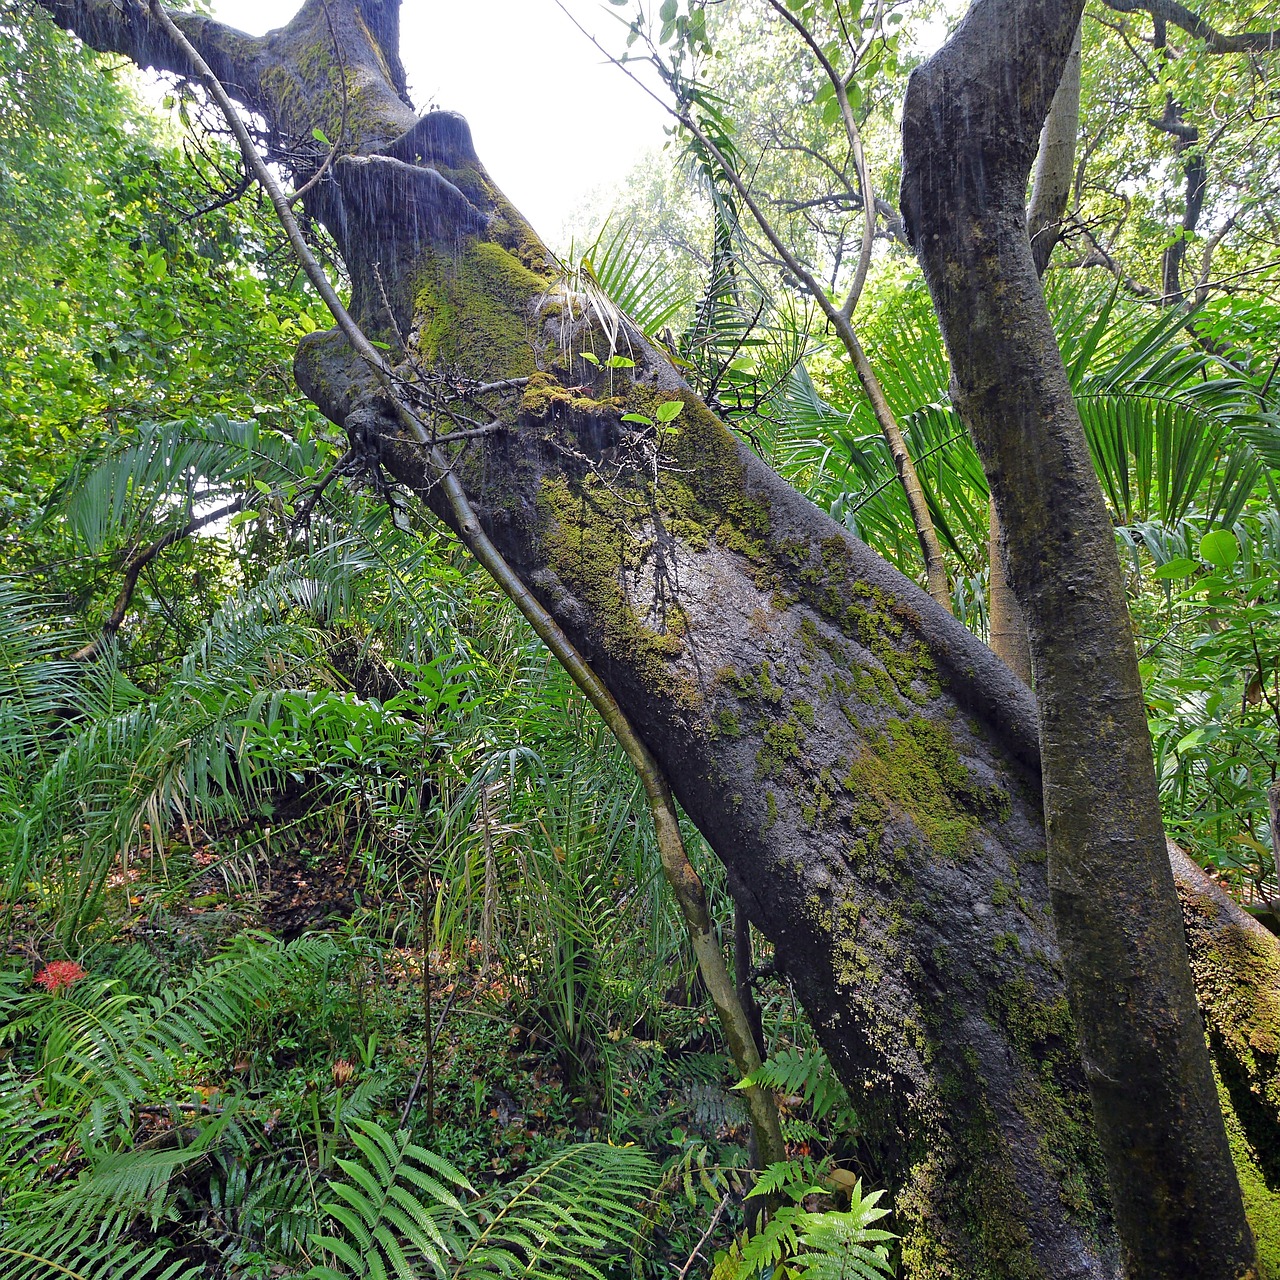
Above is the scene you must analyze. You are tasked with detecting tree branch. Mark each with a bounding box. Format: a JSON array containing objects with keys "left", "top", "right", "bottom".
[
  {"left": 71, "top": 498, "right": 245, "bottom": 661},
  {"left": 1101, "top": 0, "right": 1280, "bottom": 53},
  {"left": 35, "top": 0, "right": 267, "bottom": 111},
  {"left": 1027, "top": 19, "right": 1083, "bottom": 275}
]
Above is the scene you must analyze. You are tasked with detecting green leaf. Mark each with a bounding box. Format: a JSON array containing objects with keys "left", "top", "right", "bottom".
[
  {"left": 1152, "top": 557, "right": 1198, "bottom": 580},
  {"left": 1199, "top": 529, "right": 1239, "bottom": 567},
  {"left": 655, "top": 400, "right": 684, "bottom": 424}
]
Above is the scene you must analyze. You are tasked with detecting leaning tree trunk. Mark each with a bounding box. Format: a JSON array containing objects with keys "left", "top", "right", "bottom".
[
  {"left": 31, "top": 1, "right": 1280, "bottom": 1274},
  {"left": 900, "top": 0, "right": 1254, "bottom": 1274}
]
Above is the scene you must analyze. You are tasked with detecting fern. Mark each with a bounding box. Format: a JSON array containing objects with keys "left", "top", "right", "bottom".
[
  {"left": 305, "top": 1119, "right": 470, "bottom": 1280},
  {"left": 452, "top": 1142, "right": 657, "bottom": 1280},
  {"left": 305, "top": 1128, "right": 659, "bottom": 1280},
  {"left": 202, "top": 1151, "right": 320, "bottom": 1260},
  {"left": 0, "top": 1065, "right": 73, "bottom": 1199},
  {"left": 0, "top": 1231, "right": 199, "bottom": 1280},
  {"left": 12, "top": 1144, "right": 211, "bottom": 1241},
  {"left": 718, "top": 1162, "right": 895, "bottom": 1280},
  {"left": 737, "top": 1045, "right": 858, "bottom": 1134},
  {"left": 790, "top": 1195, "right": 897, "bottom": 1280},
  {"left": 8, "top": 933, "right": 335, "bottom": 1139}
]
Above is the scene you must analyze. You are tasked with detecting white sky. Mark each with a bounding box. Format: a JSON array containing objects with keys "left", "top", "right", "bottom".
[{"left": 206, "top": 0, "right": 670, "bottom": 242}]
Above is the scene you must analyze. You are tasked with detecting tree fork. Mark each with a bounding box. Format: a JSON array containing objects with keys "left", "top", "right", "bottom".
[
  {"left": 34, "top": 0, "right": 1280, "bottom": 1271},
  {"left": 145, "top": 0, "right": 785, "bottom": 1170}
]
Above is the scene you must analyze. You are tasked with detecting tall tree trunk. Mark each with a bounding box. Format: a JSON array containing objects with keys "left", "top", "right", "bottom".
[
  {"left": 987, "top": 499, "right": 1033, "bottom": 684},
  {"left": 1026, "top": 18, "right": 1083, "bottom": 279},
  {"left": 987, "top": 21, "right": 1081, "bottom": 685},
  {"left": 32, "top": 1, "right": 1279, "bottom": 1273},
  {"left": 900, "top": 0, "right": 1255, "bottom": 1274}
]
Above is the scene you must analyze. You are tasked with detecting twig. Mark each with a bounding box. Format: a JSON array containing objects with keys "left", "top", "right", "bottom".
[
  {"left": 291, "top": 448, "right": 356, "bottom": 527},
  {"left": 850, "top": 432, "right": 967, "bottom": 512},
  {"left": 677, "top": 1193, "right": 732, "bottom": 1280},
  {"left": 400, "top": 979, "right": 461, "bottom": 1128}
]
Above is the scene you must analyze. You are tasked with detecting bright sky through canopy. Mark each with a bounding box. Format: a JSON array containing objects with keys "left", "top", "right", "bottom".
[{"left": 208, "top": 0, "right": 669, "bottom": 242}]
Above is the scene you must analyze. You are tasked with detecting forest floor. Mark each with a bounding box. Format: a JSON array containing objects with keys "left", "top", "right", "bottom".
[{"left": 4, "top": 802, "right": 827, "bottom": 1277}]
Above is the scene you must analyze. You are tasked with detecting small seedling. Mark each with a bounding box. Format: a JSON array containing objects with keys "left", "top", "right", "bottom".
[{"left": 622, "top": 399, "right": 684, "bottom": 438}]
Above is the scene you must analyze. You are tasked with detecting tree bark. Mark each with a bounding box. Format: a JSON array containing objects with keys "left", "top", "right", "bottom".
[
  {"left": 32, "top": 1, "right": 1279, "bottom": 1274},
  {"left": 1269, "top": 782, "right": 1280, "bottom": 865},
  {"left": 901, "top": 0, "right": 1255, "bottom": 1274},
  {"left": 986, "top": 499, "right": 1033, "bottom": 685},
  {"left": 1027, "top": 18, "right": 1083, "bottom": 278},
  {"left": 1171, "top": 839, "right": 1280, "bottom": 1280}
]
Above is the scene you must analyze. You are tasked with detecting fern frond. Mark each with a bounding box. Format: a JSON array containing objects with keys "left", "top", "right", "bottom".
[
  {"left": 789, "top": 1180, "right": 895, "bottom": 1280},
  {"left": 16, "top": 934, "right": 333, "bottom": 1136},
  {"left": 738, "top": 1045, "right": 858, "bottom": 1131},
  {"left": 306, "top": 1119, "right": 471, "bottom": 1280},
  {"left": 0, "top": 1231, "right": 199, "bottom": 1280},
  {"left": 721, "top": 1168, "right": 895, "bottom": 1280},
  {"left": 452, "top": 1142, "right": 658, "bottom": 1280}
]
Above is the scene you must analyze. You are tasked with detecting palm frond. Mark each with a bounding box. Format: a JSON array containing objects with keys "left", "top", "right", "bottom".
[
  {"left": 587, "top": 218, "right": 690, "bottom": 338},
  {"left": 45, "top": 413, "right": 330, "bottom": 554}
]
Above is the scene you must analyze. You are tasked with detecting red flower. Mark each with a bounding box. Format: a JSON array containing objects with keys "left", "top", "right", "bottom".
[{"left": 33, "top": 961, "right": 87, "bottom": 993}]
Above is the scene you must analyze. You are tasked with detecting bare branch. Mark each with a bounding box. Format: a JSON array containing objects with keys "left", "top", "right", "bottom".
[
  {"left": 71, "top": 498, "right": 245, "bottom": 661},
  {"left": 1100, "top": 0, "right": 1280, "bottom": 53}
]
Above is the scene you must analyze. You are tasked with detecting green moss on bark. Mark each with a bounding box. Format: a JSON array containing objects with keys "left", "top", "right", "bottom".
[
  {"left": 1218, "top": 1068, "right": 1280, "bottom": 1278},
  {"left": 841, "top": 716, "right": 1009, "bottom": 861},
  {"left": 897, "top": 1090, "right": 1042, "bottom": 1279},
  {"left": 1177, "top": 872, "right": 1280, "bottom": 1271},
  {"left": 537, "top": 473, "right": 697, "bottom": 706},
  {"left": 414, "top": 241, "right": 549, "bottom": 379},
  {"left": 986, "top": 977, "right": 1109, "bottom": 1235}
]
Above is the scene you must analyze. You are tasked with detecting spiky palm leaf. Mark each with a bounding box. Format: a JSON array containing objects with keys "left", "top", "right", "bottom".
[
  {"left": 3, "top": 549, "right": 371, "bottom": 937},
  {"left": 586, "top": 218, "right": 691, "bottom": 339},
  {"left": 44, "top": 413, "right": 332, "bottom": 555},
  {"left": 1058, "top": 285, "right": 1280, "bottom": 527},
  {"left": 772, "top": 275, "right": 1280, "bottom": 595}
]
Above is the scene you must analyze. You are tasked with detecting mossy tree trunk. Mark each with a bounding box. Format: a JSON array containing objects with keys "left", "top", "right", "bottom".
[
  {"left": 900, "top": 0, "right": 1254, "bottom": 1274},
  {"left": 33, "top": 0, "right": 1280, "bottom": 1275}
]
